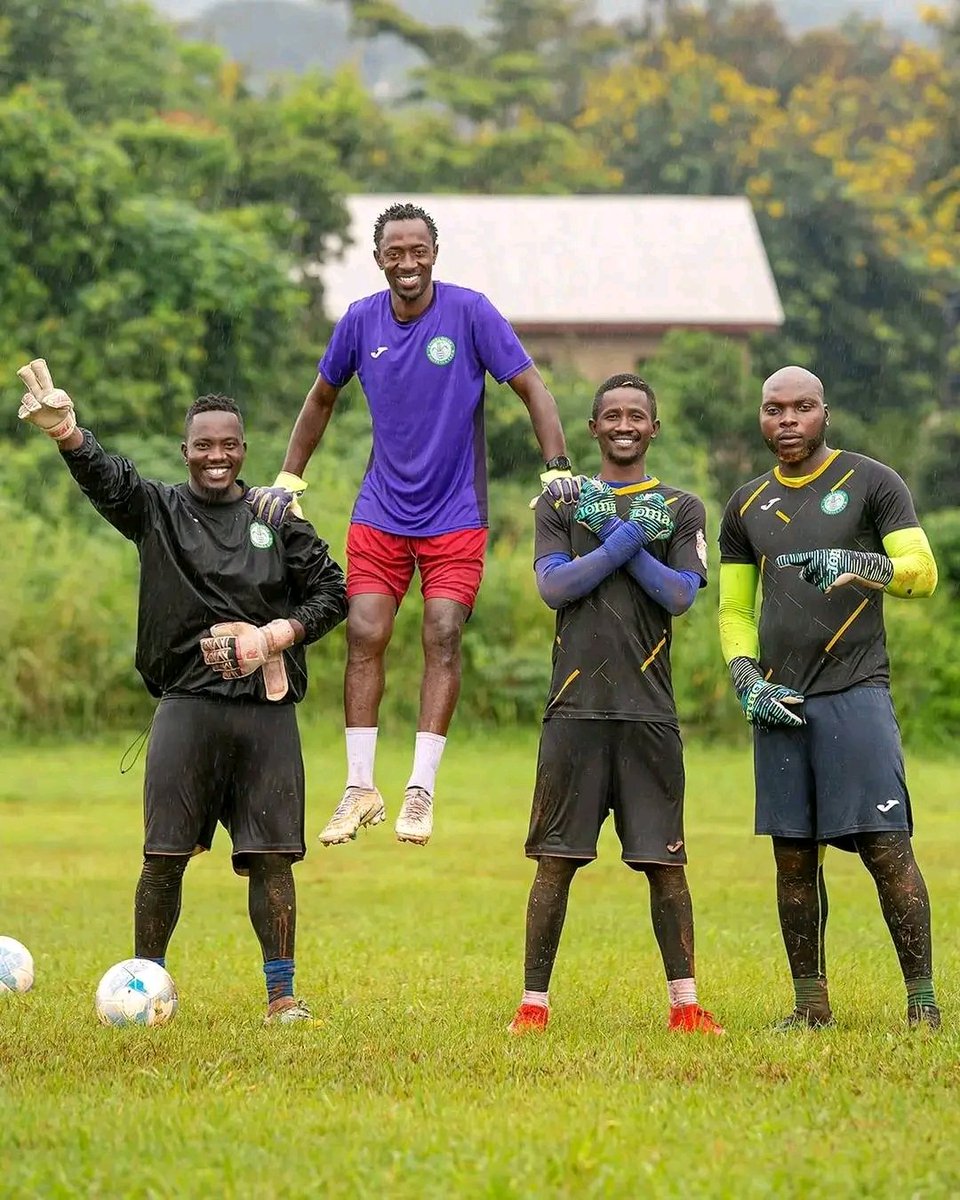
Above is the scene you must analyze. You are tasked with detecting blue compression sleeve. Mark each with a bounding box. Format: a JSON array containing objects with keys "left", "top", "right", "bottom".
[
  {"left": 625, "top": 551, "right": 701, "bottom": 615},
  {"left": 535, "top": 521, "right": 647, "bottom": 609}
]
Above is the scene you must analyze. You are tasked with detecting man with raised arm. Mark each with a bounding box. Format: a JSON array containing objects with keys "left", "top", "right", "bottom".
[{"left": 17, "top": 359, "right": 347, "bottom": 1024}]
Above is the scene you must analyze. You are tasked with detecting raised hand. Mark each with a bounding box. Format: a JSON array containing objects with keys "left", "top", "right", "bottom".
[
  {"left": 776, "top": 549, "right": 894, "bottom": 593},
  {"left": 627, "top": 492, "right": 675, "bottom": 545},
  {"left": 16, "top": 359, "right": 77, "bottom": 442},
  {"left": 729, "top": 656, "right": 804, "bottom": 728},
  {"left": 244, "top": 472, "right": 308, "bottom": 527}
]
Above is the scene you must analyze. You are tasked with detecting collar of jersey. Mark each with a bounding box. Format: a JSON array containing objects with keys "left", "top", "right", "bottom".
[
  {"left": 596, "top": 475, "right": 660, "bottom": 496},
  {"left": 773, "top": 449, "right": 842, "bottom": 489}
]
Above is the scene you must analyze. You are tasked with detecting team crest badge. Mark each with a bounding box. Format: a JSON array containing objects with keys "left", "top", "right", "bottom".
[
  {"left": 820, "top": 490, "right": 849, "bottom": 516},
  {"left": 696, "top": 528, "right": 708, "bottom": 569},
  {"left": 425, "top": 335, "right": 456, "bottom": 366},
  {"left": 249, "top": 521, "right": 274, "bottom": 549}
]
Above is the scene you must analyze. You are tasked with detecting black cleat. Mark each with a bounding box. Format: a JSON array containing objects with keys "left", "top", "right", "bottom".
[
  {"left": 773, "top": 1007, "right": 835, "bottom": 1031},
  {"left": 908, "top": 1002, "right": 941, "bottom": 1031}
]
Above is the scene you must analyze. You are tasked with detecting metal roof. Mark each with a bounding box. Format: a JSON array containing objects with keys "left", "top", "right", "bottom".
[{"left": 321, "top": 194, "right": 784, "bottom": 331}]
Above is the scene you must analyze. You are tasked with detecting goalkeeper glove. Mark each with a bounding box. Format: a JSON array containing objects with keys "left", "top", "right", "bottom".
[
  {"left": 729, "top": 656, "right": 804, "bottom": 728},
  {"left": 776, "top": 549, "right": 894, "bottom": 594},
  {"left": 574, "top": 478, "right": 619, "bottom": 537},
  {"left": 200, "top": 619, "right": 296, "bottom": 701},
  {"left": 16, "top": 359, "right": 77, "bottom": 442},
  {"left": 245, "top": 472, "right": 308, "bottom": 527},
  {"left": 627, "top": 492, "right": 675, "bottom": 545},
  {"left": 529, "top": 467, "right": 578, "bottom": 509}
]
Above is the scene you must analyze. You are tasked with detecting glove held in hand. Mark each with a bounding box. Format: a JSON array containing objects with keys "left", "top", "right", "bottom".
[{"left": 200, "top": 619, "right": 296, "bottom": 701}]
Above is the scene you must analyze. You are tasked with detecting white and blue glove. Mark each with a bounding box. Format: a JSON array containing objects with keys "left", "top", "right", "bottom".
[
  {"left": 729, "top": 656, "right": 804, "bottom": 729},
  {"left": 777, "top": 549, "right": 894, "bottom": 594}
]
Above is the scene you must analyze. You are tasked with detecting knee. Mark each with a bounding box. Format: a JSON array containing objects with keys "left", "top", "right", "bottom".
[
  {"left": 535, "top": 856, "right": 581, "bottom": 887},
  {"left": 246, "top": 853, "right": 294, "bottom": 878},
  {"left": 422, "top": 613, "right": 464, "bottom": 665},
  {"left": 140, "top": 854, "right": 190, "bottom": 886},
  {"left": 346, "top": 608, "right": 393, "bottom": 658},
  {"left": 643, "top": 865, "right": 689, "bottom": 900}
]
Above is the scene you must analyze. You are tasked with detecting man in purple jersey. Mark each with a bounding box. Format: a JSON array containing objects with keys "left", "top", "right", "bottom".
[{"left": 248, "top": 201, "right": 570, "bottom": 848}]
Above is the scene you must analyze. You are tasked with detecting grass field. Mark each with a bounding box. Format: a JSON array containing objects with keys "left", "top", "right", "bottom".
[{"left": 2, "top": 729, "right": 959, "bottom": 1198}]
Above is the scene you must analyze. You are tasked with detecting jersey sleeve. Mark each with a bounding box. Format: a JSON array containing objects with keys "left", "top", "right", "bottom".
[
  {"left": 280, "top": 520, "right": 348, "bottom": 645},
  {"left": 470, "top": 293, "right": 533, "bottom": 384},
  {"left": 867, "top": 462, "right": 919, "bottom": 538},
  {"left": 666, "top": 494, "right": 709, "bottom": 584},
  {"left": 59, "top": 430, "right": 152, "bottom": 542},
  {"left": 533, "top": 496, "right": 573, "bottom": 563},
  {"left": 317, "top": 306, "right": 358, "bottom": 388},
  {"left": 718, "top": 490, "right": 757, "bottom": 565}
]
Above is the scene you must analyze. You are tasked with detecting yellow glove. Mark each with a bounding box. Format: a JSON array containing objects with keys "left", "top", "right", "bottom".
[
  {"left": 273, "top": 472, "right": 308, "bottom": 519},
  {"left": 528, "top": 469, "right": 579, "bottom": 510}
]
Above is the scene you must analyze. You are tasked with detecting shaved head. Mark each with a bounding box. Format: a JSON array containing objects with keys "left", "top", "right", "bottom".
[{"left": 762, "top": 365, "right": 824, "bottom": 401}]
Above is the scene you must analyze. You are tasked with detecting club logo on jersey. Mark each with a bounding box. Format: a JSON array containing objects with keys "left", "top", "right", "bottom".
[
  {"left": 249, "top": 521, "right": 274, "bottom": 549},
  {"left": 425, "top": 335, "right": 456, "bottom": 366},
  {"left": 696, "top": 528, "right": 708, "bottom": 569},
  {"left": 820, "top": 490, "right": 849, "bottom": 516}
]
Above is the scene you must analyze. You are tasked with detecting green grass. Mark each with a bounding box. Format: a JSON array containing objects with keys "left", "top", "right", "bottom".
[{"left": 2, "top": 730, "right": 959, "bottom": 1198}]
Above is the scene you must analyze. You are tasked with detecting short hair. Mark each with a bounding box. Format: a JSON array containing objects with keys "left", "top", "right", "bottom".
[
  {"left": 373, "top": 202, "right": 439, "bottom": 251},
  {"left": 184, "top": 393, "right": 244, "bottom": 439},
  {"left": 592, "top": 373, "right": 657, "bottom": 421}
]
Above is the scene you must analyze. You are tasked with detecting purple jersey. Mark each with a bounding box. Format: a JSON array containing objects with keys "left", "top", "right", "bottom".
[{"left": 318, "top": 281, "right": 532, "bottom": 536}]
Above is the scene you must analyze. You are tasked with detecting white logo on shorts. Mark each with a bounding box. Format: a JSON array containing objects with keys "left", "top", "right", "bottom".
[{"left": 876, "top": 799, "right": 900, "bottom": 813}]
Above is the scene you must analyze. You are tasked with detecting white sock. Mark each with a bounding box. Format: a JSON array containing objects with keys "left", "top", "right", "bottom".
[
  {"left": 522, "top": 989, "right": 549, "bottom": 1010},
  {"left": 405, "top": 732, "right": 447, "bottom": 794},
  {"left": 667, "top": 977, "right": 698, "bottom": 1008},
  {"left": 345, "top": 727, "right": 378, "bottom": 789}
]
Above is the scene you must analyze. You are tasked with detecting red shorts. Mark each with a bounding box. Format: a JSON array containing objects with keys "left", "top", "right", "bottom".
[{"left": 346, "top": 524, "right": 488, "bottom": 609}]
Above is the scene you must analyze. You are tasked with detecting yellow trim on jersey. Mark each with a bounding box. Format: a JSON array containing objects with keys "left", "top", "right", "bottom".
[
  {"left": 773, "top": 449, "right": 843, "bottom": 488},
  {"left": 547, "top": 668, "right": 580, "bottom": 708},
  {"left": 718, "top": 562, "right": 760, "bottom": 663},
  {"left": 882, "top": 527, "right": 938, "bottom": 598},
  {"left": 830, "top": 468, "right": 855, "bottom": 492},
  {"left": 641, "top": 635, "right": 668, "bottom": 673},
  {"left": 607, "top": 477, "right": 661, "bottom": 496},
  {"left": 824, "top": 598, "right": 870, "bottom": 653},
  {"left": 776, "top": 511, "right": 790, "bottom": 524},
  {"left": 739, "top": 479, "right": 771, "bottom": 516}
]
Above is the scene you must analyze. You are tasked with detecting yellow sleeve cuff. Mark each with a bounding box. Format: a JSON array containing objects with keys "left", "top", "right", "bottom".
[
  {"left": 882, "top": 527, "right": 938, "bottom": 598},
  {"left": 718, "top": 562, "right": 761, "bottom": 664}
]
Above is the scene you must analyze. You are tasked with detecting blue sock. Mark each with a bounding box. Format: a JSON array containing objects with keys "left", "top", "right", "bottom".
[
  {"left": 143, "top": 957, "right": 166, "bottom": 969},
  {"left": 263, "top": 957, "right": 295, "bottom": 1005}
]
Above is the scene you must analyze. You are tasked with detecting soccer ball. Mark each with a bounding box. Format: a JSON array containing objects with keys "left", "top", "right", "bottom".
[
  {"left": 0, "top": 936, "right": 34, "bottom": 993},
  {"left": 95, "top": 958, "right": 178, "bottom": 1027}
]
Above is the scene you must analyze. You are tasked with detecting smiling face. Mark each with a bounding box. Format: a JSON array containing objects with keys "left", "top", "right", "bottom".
[
  {"left": 182, "top": 410, "right": 246, "bottom": 502},
  {"left": 589, "top": 386, "right": 660, "bottom": 474},
  {"left": 374, "top": 218, "right": 438, "bottom": 315},
  {"left": 760, "top": 370, "right": 829, "bottom": 470}
]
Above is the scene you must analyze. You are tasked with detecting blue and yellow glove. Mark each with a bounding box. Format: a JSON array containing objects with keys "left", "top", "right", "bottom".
[
  {"left": 776, "top": 549, "right": 894, "bottom": 594},
  {"left": 245, "top": 472, "right": 308, "bottom": 529},
  {"left": 729, "top": 656, "right": 804, "bottom": 728},
  {"left": 627, "top": 492, "right": 675, "bottom": 545},
  {"left": 529, "top": 467, "right": 579, "bottom": 509}
]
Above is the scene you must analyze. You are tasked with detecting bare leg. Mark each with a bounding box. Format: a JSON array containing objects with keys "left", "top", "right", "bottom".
[
  {"left": 343, "top": 593, "right": 397, "bottom": 727},
  {"left": 417, "top": 598, "right": 470, "bottom": 734}
]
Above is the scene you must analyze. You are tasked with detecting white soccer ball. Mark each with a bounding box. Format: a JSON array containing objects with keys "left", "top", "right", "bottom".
[
  {"left": 95, "top": 958, "right": 178, "bottom": 1027},
  {"left": 0, "top": 936, "right": 34, "bottom": 993}
]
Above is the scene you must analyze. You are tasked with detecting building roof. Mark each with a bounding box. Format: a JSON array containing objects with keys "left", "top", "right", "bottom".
[{"left": 322, "top": 194, "right": 784, "bottom": 333}]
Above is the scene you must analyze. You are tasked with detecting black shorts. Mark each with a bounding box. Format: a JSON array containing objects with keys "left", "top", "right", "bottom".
[
  {"left": 144, "top": 696, "right": 306, "bottom": 874},
  {"left": 525, "top": 718, "right": 687, "bottom": 866},
  {"left": 754, "top": 685, "right": 912, "bottom": 851}
]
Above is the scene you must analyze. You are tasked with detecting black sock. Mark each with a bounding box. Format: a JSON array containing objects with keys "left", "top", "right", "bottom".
[
  {"left": 523, "top": 857, "right": 579, "bottom": 993},
  {"left": 644, "top": 865, "right": 695, "bottom": 981},
  {"left": 134, "top": 854, "right": 190, "bottom": 960},
  {"left": 856, "top": 832, "right": 935, "bottom": 1001},
  {"left": 247, "top": 854, "right": 297, "bottom": 963},
  {"left": 772, "top": 838, "right": 832, "bottom": 1012}
]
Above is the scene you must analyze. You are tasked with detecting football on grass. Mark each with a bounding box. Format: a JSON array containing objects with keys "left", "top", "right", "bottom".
[
  {"left": 0, "top": 936, "right": 34, "bottom": 993},
  {"left": 95, "top": 958, "right": 178, "bottom": 1027}
]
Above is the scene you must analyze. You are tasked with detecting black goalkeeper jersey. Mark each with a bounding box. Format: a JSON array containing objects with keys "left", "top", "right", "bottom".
[
  {"left": 533, "top": 478, "right": 708, "bottom": 724},
  {"left": 62, "top": 431, "right": 347, "bottom": 703},
  {"left": 719, "top": 450, "right": 918, "bottom": 697}
]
